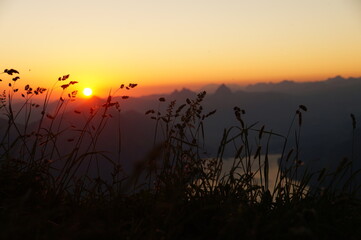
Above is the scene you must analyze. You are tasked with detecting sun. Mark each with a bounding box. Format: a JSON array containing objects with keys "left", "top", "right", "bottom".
[{"left": 83, "top": 88, "right": 93, "bottom": 97}]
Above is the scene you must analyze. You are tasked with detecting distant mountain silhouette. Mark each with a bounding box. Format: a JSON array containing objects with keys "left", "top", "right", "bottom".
[
  {"left": 3, "top": 76, "right": 361, "bottom": 187},
  {"left": 199, "top": 83, "right": 243, "bottom": 93},
  {"left": 244, "top": 76, "right": 361, "bottom": 94},
  {"left": 214, "top": 84, "right": 232, "bottom": 96},
  {"left": 170, "top": 88, "right": 196, "bottom": 99}
]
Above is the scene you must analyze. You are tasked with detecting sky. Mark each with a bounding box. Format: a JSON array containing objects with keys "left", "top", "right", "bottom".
[{"left": 1, "top": 0, "right": 361, "bottom": 97}]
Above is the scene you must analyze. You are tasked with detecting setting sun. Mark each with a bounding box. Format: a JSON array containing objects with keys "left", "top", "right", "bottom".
[{"left": 83, "top": 88, "right": 93, "bottom": 97}]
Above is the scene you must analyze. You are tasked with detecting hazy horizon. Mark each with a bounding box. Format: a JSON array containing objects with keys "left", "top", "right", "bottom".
[
  {"left": 3, "top": 72, "right": 361, "bottom": 100},
  {"left": 1, "top": 0, "right": 361, "bottom": 97}
]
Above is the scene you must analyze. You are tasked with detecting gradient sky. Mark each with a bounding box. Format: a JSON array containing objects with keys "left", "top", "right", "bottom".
[{"left": 1, "top": 0, "right": 361, "bottom": 96}]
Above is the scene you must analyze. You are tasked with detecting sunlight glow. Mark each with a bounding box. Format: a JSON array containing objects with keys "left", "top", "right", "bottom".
[{"left": 83, "top": 88, "right": 93, "bottom": 97}]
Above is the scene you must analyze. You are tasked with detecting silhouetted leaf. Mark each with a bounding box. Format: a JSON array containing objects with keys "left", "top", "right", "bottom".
[
  {"left": 317, "top": 168, "right": 327, "bottom": 182},
  {"left": 286, "top": 149, "right": 294, "bottom": 162},
  {"left": 205, "top": 109, "right": 216, "bottom": 118},
  {"left": 351, "top": 113, "right": 356, "bottom": 129},
  {"left": 299, "top": 105, "right": 307, "bottom": 112},
  {"left": 145, "top": 110, "right": 155, "bottom": 115},
  {"left": 46, "top": 114, "right": 55, "bottom": 120},
  {"left": 61, "top": 74, "right": 70, "bottom": 80},
  {"left": 259, "top": 125, "right": 265, "bottom": 139},
  {"left": 176, "top": 104, "right": 186, "bottom": 113},
  {"left": 4, "top": 69, "right": 19, "bottom": 75}
]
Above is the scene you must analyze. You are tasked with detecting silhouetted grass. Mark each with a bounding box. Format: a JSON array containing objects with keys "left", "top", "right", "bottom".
[{"left": 0, "top": 69, "right": 361, "bottom": 239}]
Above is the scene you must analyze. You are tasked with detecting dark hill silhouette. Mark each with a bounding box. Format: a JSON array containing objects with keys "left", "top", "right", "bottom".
[
  {"left": 199, "top": 83, "right": 243, "bottom": 93},
  {"left": 244, "top": 76, "right": 361, "bottom": 95},
  {"left": 170, "top": 88, "right": 196, "bottom": 99},
  {"left": 3, "top": 76, "right": 361, "bottom": 186},
  {"left": 214, "top": 84, "right": 232, "bottom": 96}
]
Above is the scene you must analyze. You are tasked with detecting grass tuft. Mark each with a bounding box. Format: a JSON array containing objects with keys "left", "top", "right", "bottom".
[{"left": 0, "top": 69, "right": 360, "bottom": 238}]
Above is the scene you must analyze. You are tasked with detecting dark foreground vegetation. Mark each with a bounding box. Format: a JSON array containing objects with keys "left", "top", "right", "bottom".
[{"left": 1, "top": 69, "right": 361, "bottom": 239}]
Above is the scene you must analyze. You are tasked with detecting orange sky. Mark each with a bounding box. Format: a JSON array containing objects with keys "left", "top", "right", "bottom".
[{"left": 1, "top": 0, "right": 361, "bottom": 97}]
